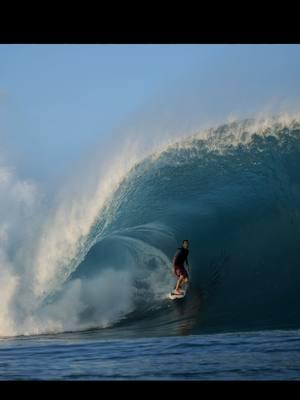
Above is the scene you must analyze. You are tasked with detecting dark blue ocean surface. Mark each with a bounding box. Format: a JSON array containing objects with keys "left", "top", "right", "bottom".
[{"left": 1, "top": 329, "right": 300, "bottom": 380}]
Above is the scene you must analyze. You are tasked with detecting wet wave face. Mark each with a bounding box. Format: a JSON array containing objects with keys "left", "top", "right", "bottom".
[{"left": 1, "top": 115, "right": 300, "bottom": 337}]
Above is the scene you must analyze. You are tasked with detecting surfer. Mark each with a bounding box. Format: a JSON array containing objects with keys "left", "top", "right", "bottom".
[{"left": 172, "top": 240, "right": 190, "bottom": 295}]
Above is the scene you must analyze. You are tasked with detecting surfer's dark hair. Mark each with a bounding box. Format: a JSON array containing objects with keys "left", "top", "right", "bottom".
[{"left": 182, "top": 239, "right": 189, "bottom": 244}]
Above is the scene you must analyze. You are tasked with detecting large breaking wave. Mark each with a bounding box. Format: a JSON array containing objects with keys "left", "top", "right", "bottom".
[{"left": 2, "top": 114, "right": 300, "bottom": 338}]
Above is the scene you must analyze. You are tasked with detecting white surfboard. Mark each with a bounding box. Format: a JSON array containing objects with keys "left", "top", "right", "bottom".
[{"left": 168, "top": 289, "right": 187, "bottom": 300}]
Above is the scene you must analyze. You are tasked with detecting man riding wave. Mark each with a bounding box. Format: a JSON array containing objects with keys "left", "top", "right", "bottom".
[{"left": 172, "top": 239, "right": 190, "bottom": 295}]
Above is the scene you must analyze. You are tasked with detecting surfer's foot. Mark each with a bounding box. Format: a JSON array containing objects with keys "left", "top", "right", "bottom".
[{"left": 172, "top": 289, "right": 183, "bottom": 295}]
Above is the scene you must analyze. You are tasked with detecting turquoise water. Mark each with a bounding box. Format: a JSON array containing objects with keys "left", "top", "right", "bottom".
[{"left": 2, "top": 118, "right": 300, "bottom": 380}]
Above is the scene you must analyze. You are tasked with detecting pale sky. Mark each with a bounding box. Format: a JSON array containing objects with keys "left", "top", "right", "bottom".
[{"left": 1, "top": 44, "right": 300, "bottom": 184}]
